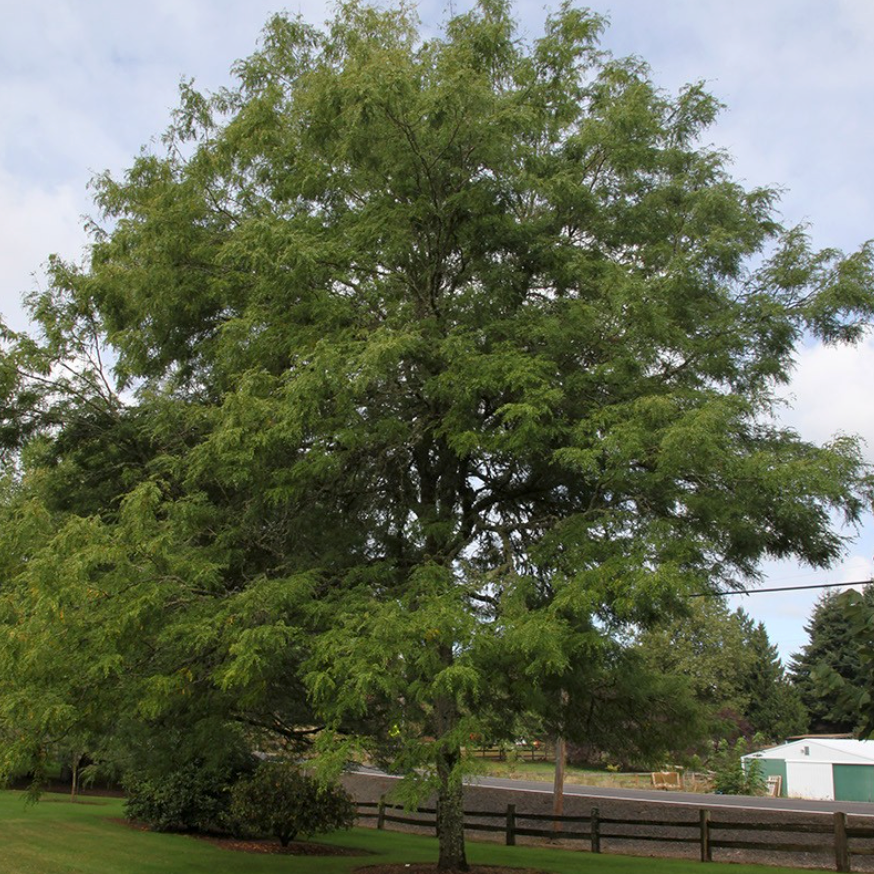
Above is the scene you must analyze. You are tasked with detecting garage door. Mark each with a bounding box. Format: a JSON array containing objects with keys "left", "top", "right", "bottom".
[
  {"left": 833, "top": 764, "right": 874, "bottom": 802},
  {"left": 756, "top": 759, "right": 787, "bottom": 797}
]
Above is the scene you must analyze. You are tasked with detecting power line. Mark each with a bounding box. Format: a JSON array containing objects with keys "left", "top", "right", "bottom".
[{"left": 690, "top": 579, "right": 873, "bottom": 598}]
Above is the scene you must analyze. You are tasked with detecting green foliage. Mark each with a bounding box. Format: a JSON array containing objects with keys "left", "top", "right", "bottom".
[
  {"left": 229, "top": 762, "right": 354, "bottom": 846},
  {"left": 1, "top": 2, "right": 873, "bottom": 869},
  {"left": 736, "top": 611, "right": 807, "bottom": 742},
  {"left": 125, "top": 761, "right": 237, "bottom": 833},
  {"left": 790, "top": 587, "right": 874, "bottom": 734},
  {"left": 798, "top": 587, "right": 874, "bottom": 737},
  {"left": 712, "top": 738, "right": 765, "bottom": 796},
  {"left": 638, "top": 601, "right": 806, "bottom": 746}
]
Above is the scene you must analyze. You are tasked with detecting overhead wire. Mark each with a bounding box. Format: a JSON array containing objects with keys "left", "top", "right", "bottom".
[{"left": 690, "top": 578, "right": 873, "bottom": 598}]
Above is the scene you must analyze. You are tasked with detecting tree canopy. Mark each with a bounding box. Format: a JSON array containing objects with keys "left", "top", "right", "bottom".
[
  {"left": 1, "top": 2, "right": 873, "bottom": 868},
  {"left": 639, "top": 600, "right": 806, "bottom": 745},
  {"left": 790, "top": 586, "right": 874, "bottom": 735}
]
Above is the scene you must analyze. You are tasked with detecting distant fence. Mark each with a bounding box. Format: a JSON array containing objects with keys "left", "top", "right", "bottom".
[
  {"left": 356, "top": 799, "right": 874, "bottom": 872},
  {"left": 467, "top": 745, "right": 552, "bottom": 762}
]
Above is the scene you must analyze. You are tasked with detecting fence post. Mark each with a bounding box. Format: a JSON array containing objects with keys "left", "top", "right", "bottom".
[
  {"left": 699, "top": 809, "right": 711, "bottom": 862},
  {"left": 377, "top": 796, "right": 386, "bottom": 831},
  {"left": 834, "top": 811, "right": 850, "bottom": 873},
  {"left": 506, "top": 804, "right": 516, "bottom": 846},
  {"left": 591, "top": 807, "right": 601, "bottom": 854}
]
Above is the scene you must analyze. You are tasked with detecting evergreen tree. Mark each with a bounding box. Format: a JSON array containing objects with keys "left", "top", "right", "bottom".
[
  {"left": 639, "top": 602, "right": 806, "bottom": 744},
  {"left": 790, "top": 586, "right": 874, "bottom": 734},
  {"left": 735, "top": 610, "right": 806, "bottom": 742}
]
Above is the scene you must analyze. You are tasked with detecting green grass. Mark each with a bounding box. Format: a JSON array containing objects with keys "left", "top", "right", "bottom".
[
  {"left": 0, "top": 790, "right": 819, "bottom": 874},
  {"left": 466, "top": 760, "right": 713, "bottom": 793},
  {"left": 466, "top": 759, "right": 650, "bottom": 789}
]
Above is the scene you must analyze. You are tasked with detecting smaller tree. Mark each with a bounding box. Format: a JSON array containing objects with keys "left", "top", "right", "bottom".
[
  {"left": 639, "top": 600, "right": 805, "bottom": 745},
  {"left": 122, "top": 724, "right": 254, "bottom": 833},
  {"left": 735, "top": 611, "right": 807, "bottom": 742},
  {"left": 229, "top": 762, "right": 355, "bottom": 847},
  {"left": 712, "top": 738, "right": 765, "bottom": 796},
  {"left": 790, "top": 586, "right": 874, "bottom": 734},
  {"left": 805, "top": 587, "right": 874, "bottom": 737}
]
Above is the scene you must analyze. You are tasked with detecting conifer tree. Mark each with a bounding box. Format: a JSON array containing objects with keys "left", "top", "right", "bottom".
[{"left": 790, "top": 587, "right": 874, "bottom": 734}]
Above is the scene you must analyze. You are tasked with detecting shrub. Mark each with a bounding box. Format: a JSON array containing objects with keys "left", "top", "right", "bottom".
[
  {"left": 124, "top": 761, "right": 238, "bottom": 832},
  {"left": 711, "top": 739, "right": 765, "bottom": 796},
  {"left": 229, "top": 761, "right": 355, "bottom": 846}
]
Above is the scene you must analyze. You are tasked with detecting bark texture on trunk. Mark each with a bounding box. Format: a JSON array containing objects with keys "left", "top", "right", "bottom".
[
  {"left": 71, "top": 752, "right": 82, "bottom": 803},
  {"left": 434, "top": 692, "right": 468, "bottom": 872},
  {"left": 436, "top": 750, "right": 468, "bottom": 871}
]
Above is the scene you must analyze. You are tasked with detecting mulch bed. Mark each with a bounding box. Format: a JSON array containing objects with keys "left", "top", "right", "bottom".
[{"left": 109, "top": 818, "right": 367, "bottom": 856}]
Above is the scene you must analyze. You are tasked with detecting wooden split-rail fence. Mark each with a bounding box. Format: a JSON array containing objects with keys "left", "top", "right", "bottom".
[{"left": 357, "top": 799, "right": 874, "bottom": 872}]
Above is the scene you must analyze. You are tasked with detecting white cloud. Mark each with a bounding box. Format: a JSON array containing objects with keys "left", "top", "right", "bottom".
[
  {"left": 779, "top": 337, "right": 874, "bottom": 463},
  {"left": 837, "top": 554, "right": 874, "bottom": 590},
  {"left": 0, "top": 170, "right": 86, "bottom": 332}
]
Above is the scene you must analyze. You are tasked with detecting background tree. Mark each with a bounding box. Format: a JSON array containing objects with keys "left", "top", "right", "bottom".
[
  {"left": 790, "top": 586, "right": 874, "bottom": 734},
  {"left": 813, "top": 587, "right": 874, "bottom": 738},
  {"left": 736, "top": 609, "right": 807, "bottom": 742},
  {"left": 639, "top": 600, "right": 806, "bottom": 747},
  {"left": 1, "top": 2, "right": 873, "bottom": 870},
  {"left": 479, "top": 634, "right": 705, "bottom": 770}
]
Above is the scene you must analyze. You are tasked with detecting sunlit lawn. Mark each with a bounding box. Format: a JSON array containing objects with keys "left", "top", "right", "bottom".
[
  {"left": 0, "top": 790, "right": 819, "bottom": 874},
  {"left": 466, "top": 758, "right": 651, "bottom": 789},
  {"left": 464, "top": 759, "right": 714, "bottom": 793}
]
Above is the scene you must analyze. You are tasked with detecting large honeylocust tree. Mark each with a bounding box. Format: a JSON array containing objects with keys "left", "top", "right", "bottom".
[{"left": 2, "top": 2, "right": 874, "bottom": 868}]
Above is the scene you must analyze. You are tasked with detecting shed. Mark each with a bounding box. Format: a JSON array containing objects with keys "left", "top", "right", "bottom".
[{"left": 743, "top": 739, "right": 874, "bottom": 801}]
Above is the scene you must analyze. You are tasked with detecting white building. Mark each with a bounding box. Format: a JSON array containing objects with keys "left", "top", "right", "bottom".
[{"left": 743, "top": 738, "right": 874, "bottom": 802}]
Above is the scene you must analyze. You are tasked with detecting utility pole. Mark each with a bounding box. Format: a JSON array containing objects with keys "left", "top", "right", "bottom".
[
  {"left": 552, "top": 689, "right": 569, "bottom": 834},
  {"left": 552, "top": 733, "right": 566, "bottom": 833}
]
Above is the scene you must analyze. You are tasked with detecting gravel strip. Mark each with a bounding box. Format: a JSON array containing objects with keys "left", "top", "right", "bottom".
[{"left": 342, "top": 773, "right": 874, "bottom": 871}]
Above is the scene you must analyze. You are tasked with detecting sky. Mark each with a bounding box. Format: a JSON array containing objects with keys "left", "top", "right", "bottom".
[{"left": 1, "top": 0, "right": 872, "bottom": 663}]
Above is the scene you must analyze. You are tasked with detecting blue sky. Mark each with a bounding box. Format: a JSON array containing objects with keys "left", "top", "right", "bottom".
[{"left": 2, "top": 0, "right": 872, "bottom": 663}]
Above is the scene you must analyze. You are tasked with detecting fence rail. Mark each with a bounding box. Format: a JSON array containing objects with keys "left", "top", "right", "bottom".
[
  {"left": 356, "top": 799, "right": 874, "bottom": 872},
  {"left": 467, "top": 745, "right": 553, "bottom": 762}
]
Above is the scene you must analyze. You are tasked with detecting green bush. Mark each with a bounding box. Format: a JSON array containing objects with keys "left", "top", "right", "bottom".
[
  {"left": 229, "top": 761, "right": 355, "bottom": 846},
  {"left": 712, "top": 739, "right": 765, "bottom": 796},
  {"left": 124, "top": 761, "right": 238, "bottom": 832}
]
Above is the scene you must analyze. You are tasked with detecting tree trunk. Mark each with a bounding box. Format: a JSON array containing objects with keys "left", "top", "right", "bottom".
[
  {"left": 71, "top": 752, "right": 81, "bottom": 803},
  {"left": 552, "top": 733, "right": 565, "bottom": 834},
  {"left": 436, "top": 748, "right": 467, "bottom": 871},
  {"left": 434, "top": 694, "right": 468, "bottom": 872}
]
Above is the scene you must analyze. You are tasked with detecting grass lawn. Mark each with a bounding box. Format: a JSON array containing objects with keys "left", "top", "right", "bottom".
[
  {"left": 0, "top": 790, "right": 818, "bottom": 874},
  {"left": 466, "top": 759, "right": 652, "bottom": 790},
  {"left": 465, "top": 760, "right": 713, "bottom": 793}
]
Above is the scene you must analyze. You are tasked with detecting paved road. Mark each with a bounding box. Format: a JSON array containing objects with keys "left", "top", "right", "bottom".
[
  {"left": 467, "top": 774, "right": 874, "bottom": 816},
  {"left": 350, "top": 764, "right": 874, "bottom": 816}
]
